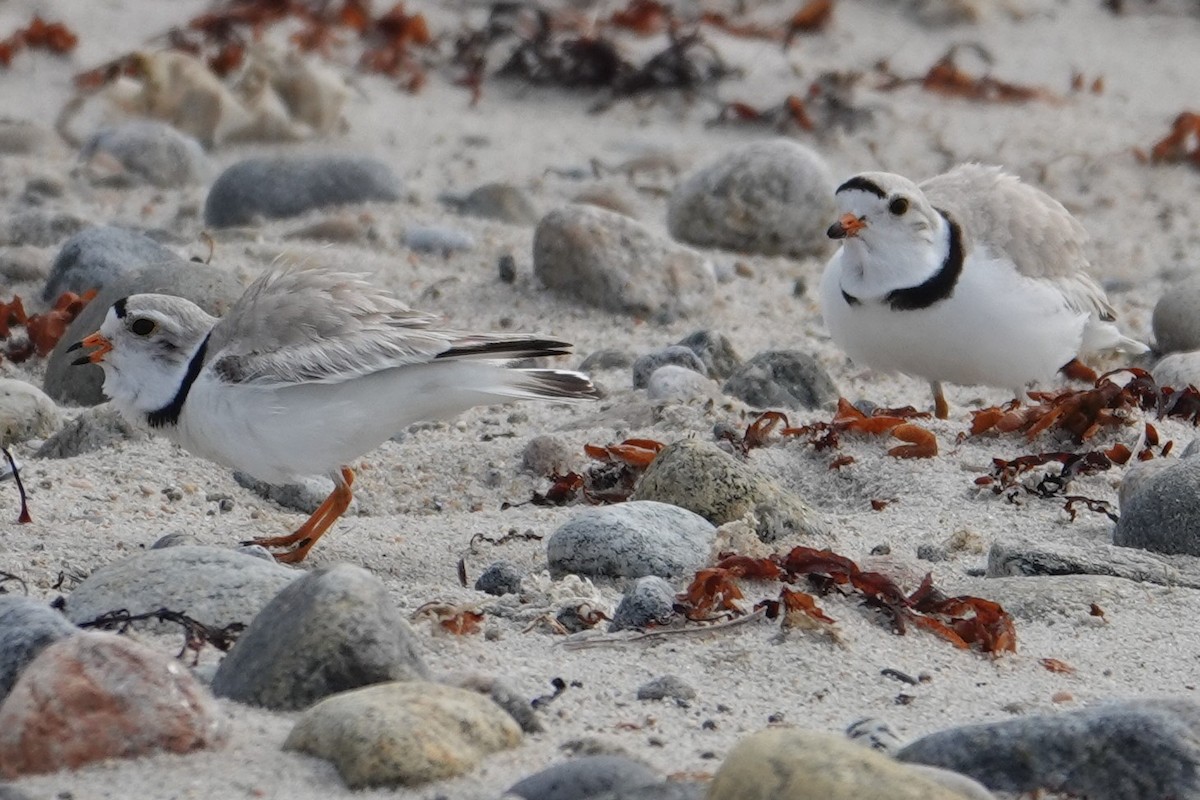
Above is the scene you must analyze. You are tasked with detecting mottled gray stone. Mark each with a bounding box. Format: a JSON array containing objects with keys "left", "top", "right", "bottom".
[
  {"left": 1113, "top": 457, "right": 1200, "bottom": 555},
  {"left": 443, "top": 672, "right": 544, "bottom": 734},
  {"left": 636, "top": 674, "right": 695, "bottom": 702},
  {"left": 547, "top": 502, "right": 716, "bottom": 579},
  {"left": 675, "top": 330, "right": 741, "bottom": 379},
  {"left": 610, "top": 576, "right": 676, "bottom": 632},
  {"left": 897, "top": 698, "right": 1200, "bottom": 800},
  {"left": 534, "top": 204, "right": 715, "bottom": 322},
  {"left": 204, "top": 156, "right": 402, "bottom": 227},
  {"left": 1153, "top": 276, "right": 1200, "bottom": 354},
  {"left": 41, "top": 226, "right": 180, "bottom": 302},
  {"left": 0, "top": 596, "right": 77, "bottom": 703},
  {"left": 522, "top": 434, "right": 578, "bottom": 476},
  {"left": 667, "top": 139, "right": 836, "bottom": 258},
  {"left": 722, "top": 350, "right": 838, "bottom": 410},
  {"left": 80, "top": 122, "right": 209, "bottom": 187},
  {"left": 444, "top": 182, "right": 540, "bottom": 225},
  {"left": 580, "top": 349, "right": 633, "bottom": 372},
  {"left": 43, "top": 258, "right": 242, "bottom": 407},
  {"left": 986, "top": 539, "right": 1193, "bottom": 588},
  {"left": 1152, "top": 350, "right": 1200, "bottom": 390},
  {"left": 1118, "top": 457, "right": 1175, "bottom": 510},
  {"left": 65, "top": 545, "right": 298, "bottom": 631},
  {"left": 403, "top": 226, "right": 475, "bottom": 254},
  {"left": 0, "top": 380, "right": 60, "bottom": 446},
  {"left": 632, "top": 439, "right": 827, "bottom": 541},
  {"left": 211, "top": 564, "right": 428, "bottom": 710},
  {"left": 35, "top": 404, "right": 147, "bottom": 458},
  {"left": 284, "top": 681, "right": 521, "bottom": 788},
  {"left": 508, "top": 755, "right": 661, "bottom": 800},
  {"left": 0, "top": 211, "right": 91, "bottom": 249},
  {"left": 632, "top": 347, "right": 707, "bottom": 388},
  {"left": 475, "top": 561, "right": 524, "bottom": 596},
  {"left": 645, "top": 365, "right": 717, "bottom": 403},
  {"left": 0, "top": 246, "right": 47, "bottom": 283}
]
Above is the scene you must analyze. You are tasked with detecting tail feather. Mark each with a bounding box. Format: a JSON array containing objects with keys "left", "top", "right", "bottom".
[
  {"left": 439, "top": 336, "right": 574, "bottom": 361},
  {"left": 509, "top": 369, "right": 600, "bottom": 401}
]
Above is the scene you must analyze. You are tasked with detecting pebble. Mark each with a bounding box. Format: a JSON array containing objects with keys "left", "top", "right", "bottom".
[
  {"left": 609, "top": 576, "right": 677, "bottom": 631},
  {"left": 1112, "top": 457, "right": 1200, "bottom": 555},
  {"left": 508, "top": 755, "right": 662, "bottom": 800},
  {"left": 522, "top": 434, "right": 579, "bottom": 476},
  {"left": 636, "top": 674, "right": 696, "bottom": 703},
  {"left": 79, "top": 121, "right": 210, "bottom": 187},
  {"left": 284, "top": 213, "right": 373, "bottom": 243},
  {"left": 645, "top": 365, "right": 718, "bottom": 403},
  {"left": 41, "top": 225, "right": 185, "bottom": 302},
  {"left": 443, "top": 182, "right": 540, "bottom": 225},
  {"left": 1151, "top": 350, "right": 1200, "bottom": 389},
  {"left": 632, "top": 439, "right": 827, "bottom": 541},
  {"left": 546, "top": 501, "right": 717, "bottom": 579},
  {"left": 0, "top": 595, "right": 78, "bottom": 703},
  {"left": 675, "top": 329, "right": 742, "bottom": 379},
  {"left": 203, "top": 156, "right": 402, "bottom": 227},
  {"left": 1152, "top": 275, "right": 1200, "bottom": 353},
  {"left": 283, "top": 681, "right": 522, "bottom": 788},
  {"left": 403, "top": 225, "right": 476, "bottom": 255},
  {"left": 571, "top": 186, "right": 638, "bottom": 218},
  {"left": 580, "top": 348, "right": 634, "bottom": 372},
  {"left": 64, "top": 545, "right": 298, "bottom": 631},
  {"left": 151, "top": 531, "right": 203, "bottom": 549},
  {"left": 475, "top": 561, "right": 524, "bottom": 596},
  {"left": 632, "top": 346, "right": 708, "bottom": 388},
  {"left": 896, "top": 698, "right": 1200, "bottom": 799},
  {"left": 986, "top": 539, "right": 1186, "bottom": 588},
  {"left": 0, "top": 210, "right": 91, "bottom": 249},
  {"left": 0, "top": 379, "right": 61, "bottom": 446},
  {"left": 211, "top": 563, "right": 428, "bottom": 710},
  {"left": 533, "top": 204, "right": 716, "bottom": 322},
  {"left": 444, "top": 672, "right": 544, "bottom": 734},
  {"left": 35, "top": 403, "right": 148, "bottom": 458},
  {"left": 42, "top": 258, "right": 244, "bottom": 406},
  {"left": 0, "top": 632, "right": 225, "bottom": 778},
  {"left": 666, "top": 139, "right": 836, "bottom": 258},
  {"left": 709, "top": 728, "right": 978, "bottom": 800},
  {"left": 722, "top": 350, "right": 839, "bottom": 410}
]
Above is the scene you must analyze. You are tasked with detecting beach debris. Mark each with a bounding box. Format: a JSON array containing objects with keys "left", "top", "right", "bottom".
[
  {"left": 520, "top": 437, "right": 663, "bottom": 508},
  {"left": 78, "top": 607, "right": 244, "bottom": 665},
  {"left": 700, "top": 0, "right": 834, "bottom": 46},
  {"left": 1137, "top": 111, "right": 1200, "bottom": 169},
  {"left": 768, "top": 400, "right": 939, "bottom": 459},
  {"left": 676, "top": 548, "right": 1016, "bottom": 654},
  {"left": 877, "top": 43, "right": 1058, "bottom": 103},
  {"left": 1, "top": 289, "right": 97, "bottom": 364},
  {"left": 0, "top": 15, "right": 77, "bottom": 67},
  {"left": 412, "top": 602, "right": 485, "bottom": 636},
  {"left": 1, "top": 447, "right": 31, "bottom": 524}
]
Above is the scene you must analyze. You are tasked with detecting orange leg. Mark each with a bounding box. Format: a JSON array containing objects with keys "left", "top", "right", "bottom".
[
  {"left": 245, "top": 467, "right": 355, "bottom": 563},
  {"left": 930, "top": 381, "right": 950, "bottom": 420}
]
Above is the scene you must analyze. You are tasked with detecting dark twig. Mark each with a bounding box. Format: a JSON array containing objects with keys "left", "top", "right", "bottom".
[
  {"left": 78, "top": 607, "right": 245, "bottom": 665},
  {"left": 0, "top": 570, "right": 29, "bottom": 595},
  {"left": 2, "top": 446, "right": 31, "bottom": 523}
]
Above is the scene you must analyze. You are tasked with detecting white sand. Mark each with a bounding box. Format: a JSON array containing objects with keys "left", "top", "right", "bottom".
[{"left": 3, "top": 1, "right": 1200, "bottom": 798}]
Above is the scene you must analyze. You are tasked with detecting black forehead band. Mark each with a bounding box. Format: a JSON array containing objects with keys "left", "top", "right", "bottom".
[
  {"left": 112, "top": 297, "right": 129, "bottom": 319},
  {"left": 836, "top": 177, "right": 887, "bottom": 199}
]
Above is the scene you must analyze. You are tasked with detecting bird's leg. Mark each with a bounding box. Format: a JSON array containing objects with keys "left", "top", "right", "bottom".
[
  {"left": 930, "top": 381, "right": 950, "bottom": 420},
  {"left": 246, "top": 467, "right": 355, "bottom": 563}
]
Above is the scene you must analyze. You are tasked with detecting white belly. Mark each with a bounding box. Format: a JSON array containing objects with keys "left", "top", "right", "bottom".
[{"left": 820, "top": 251, "right": 1087, "bottom": 393}]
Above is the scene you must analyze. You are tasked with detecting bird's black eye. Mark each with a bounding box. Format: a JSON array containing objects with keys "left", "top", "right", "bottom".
[
  {"left": 130, "top": 318, "right": 157, "bottom": 336},
  {"left": 889, "top": 197, "right": 909, "bottom": 216}
]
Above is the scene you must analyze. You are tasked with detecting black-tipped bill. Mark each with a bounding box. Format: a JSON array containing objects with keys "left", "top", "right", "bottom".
[
  {"left": 70, "top": 332, "right": 112, "bottom": 365},
  {"left": 827, "top": 213, "right": 866, "bottom": 240}
]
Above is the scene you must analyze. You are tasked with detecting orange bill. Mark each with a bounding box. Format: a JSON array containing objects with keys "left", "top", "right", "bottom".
[{"left": 67, "top": 332, "right": 112, "bottom": 365}]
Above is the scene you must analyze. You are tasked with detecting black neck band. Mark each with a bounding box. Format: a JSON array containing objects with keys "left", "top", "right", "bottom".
[{"left": 147, "top": 332, "right": 210, "bottom": 429}]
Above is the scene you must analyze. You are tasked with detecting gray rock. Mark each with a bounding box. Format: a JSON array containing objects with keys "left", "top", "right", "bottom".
[
  {"left": 403, "top": 226, "right": 475, "bottom": 255},
  {"left": 204, "top": 156, "right": 402, "bottom": 227},
  {"left": 534, "top": 205, "right": 715, "bottom": 322},
  {"left": 636, "top": 674, "right": 695, "bottom": 702},
  {"left": 65, "top": 546, "right": 298, "bottom": 631},
  {"left": 233, "top": 471, "right": 349, "bottom": 515},
  {"left": 547, "top": 501, "right": 716, "bottom": 579},
  {"left": 645, "top": 365, "right": 717, "bottom": 403},
  {"left": 42, "top": 259, "right": 243, "bottom": 406},
  {"left": 986, "top": 539, "right": 1192, "bottom": 588},
  {"left": 0, "top": 380, "right": 60, "bottom": 446},
  {"left": 1153, "top": 276, "right": 1200, "bottom": 354},
  {"left": 0, "top": 596, "right": 77, "bottom": 703},
  {"left": 1113, "top": 457, "right": 1200, "bottom": 555},
  {"left": 522, "top": 434, "right": 578, "bottom": 476},
  {"left": 283, "top": 681, "right": 521, "bottom": 788},
  {"left": 722, "top": 350, "right": 838, "bottom": 410},
  {"left": 1152, "top": 350, "right": 1200, "bottom": 389},
  {"left": 444, "top": 183, "right": 540, "bottom": 225},
  {"left": 675, "top": 330, "right": 741, "bottom": 379},
  {"left": 508, "top": 755, "right": 661, "bottom": 800},
  {"left": 667, "top": 139, "right": 836, "bottom": 258},
  {"left": 443, "top": 672, "right": 544, "bottom": 734},
  {"left": 0, "top": 246, "right": 48, "bottom": 284},
  {"left": 1117, "top": 458, "right": 1175, "bottom": 510},
  {"left": 846, "top": 717, "right": 905, "bottom": 754},
  {"left": 587, "top": 783, "right": 705, "bottom": 800},
  {"left": 609, "top": 576, "right": 676, "bottom": 632},
  {"left": 150, "top": 532, "right": 203, "bottom": 549},
  {"left": 964, "top": 574, "right": 1149, "bottom": 621},
  {"left": 1184, "top": 438, "right": 1200, "bottom": 459},
  {"left": 0, "top": 210, "right": 91, "bottom": 249},
  {"left": 475, "top": 561, "right": 524, "bottom": 596},
  {"left": 80, "top": 122, "right": 209, "bottom": 187},
  {"left": 632, "top": 439, "right": 827, "bottom": 541},
  {"left": 211, "top": 564, "right": 428, "bottom": 710},
  {"left": 896, "top": 698, "right": 1200, "bottom": 800},
  {"left": 632, "top": 346, "right": 707, "bottom": 389},
  {"left": 580, "top": 349, "right": 633, "bottom": 373},
  {"left": 41, "top": 225, "right": 184, "bottom": 302},
  {"left": 35, "top": 404, "right": 147, "bottom": 458}
]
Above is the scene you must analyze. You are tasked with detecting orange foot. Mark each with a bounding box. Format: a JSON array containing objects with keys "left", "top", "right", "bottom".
[{"left": 244, "top": 467, "right": 355, "bottom": 563}]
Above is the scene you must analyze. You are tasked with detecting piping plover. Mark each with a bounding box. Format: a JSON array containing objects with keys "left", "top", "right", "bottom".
[
  {"left": 819, "top": 163, "right": 1148, "bottom": 418},
  {"left": 70, "top": 264, "right": 598, "bottom": 562}
]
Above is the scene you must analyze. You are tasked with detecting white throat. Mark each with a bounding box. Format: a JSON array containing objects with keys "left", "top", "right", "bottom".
[{"left": 838, "top": 213, "right": 951, "bottom": 302}]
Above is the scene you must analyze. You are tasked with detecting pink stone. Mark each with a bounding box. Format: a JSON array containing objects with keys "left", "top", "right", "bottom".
[{"left": 0, "top": 632, "right": 226, "bottom": 777}]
